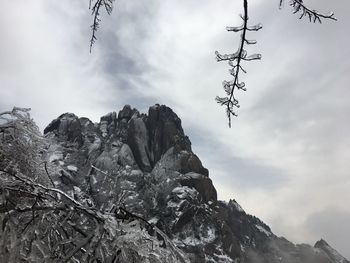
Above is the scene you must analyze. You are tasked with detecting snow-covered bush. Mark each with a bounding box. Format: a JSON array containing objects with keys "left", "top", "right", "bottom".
[{"left": 0, "top": 108, "right": 189, "bottom": 262}]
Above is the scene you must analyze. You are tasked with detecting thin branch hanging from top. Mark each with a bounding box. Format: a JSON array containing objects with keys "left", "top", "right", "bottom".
[
  {"left": 89, "top": 0, "right": 115, "bottom": 52},
  {"left": 86, "top": 0, "right": 337, "bottom": 125},
  {"left": 216, "top": 0, "right": 336, "bottom": 127},
  {"left": 215, "top": 0, "right": 262, "bottom": 127}
]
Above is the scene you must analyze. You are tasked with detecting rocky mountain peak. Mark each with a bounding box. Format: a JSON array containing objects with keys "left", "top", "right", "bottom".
[
  {"left": 314, "top": 239, "right": 349, "bottom": 263},
  {"left": 19, "top": 104, "right": 346, "bottom": 262},
  {"left": 43, "top": 104, "right": 208, "bottom": 177},
  {"left": 44, "top": 112, "right": 83, "bottom": 145},
  {"left": 118, "top": 104, "right": 139, "bottom": 120}
]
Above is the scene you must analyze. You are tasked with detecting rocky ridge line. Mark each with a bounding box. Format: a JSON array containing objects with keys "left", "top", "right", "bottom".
[{"left": 42, "top": 104, "right": 348, "bottom": 263}]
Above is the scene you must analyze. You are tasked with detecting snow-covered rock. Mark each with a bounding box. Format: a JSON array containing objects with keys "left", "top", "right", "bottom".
[{"left": 34, "top": 104, "right": 350, "bottom": 263}]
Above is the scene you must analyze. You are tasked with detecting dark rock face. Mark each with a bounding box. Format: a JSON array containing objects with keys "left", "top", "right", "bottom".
[
  {"left": 179, "top": 172, "right": 217, "bottom": 202},
  {"left": 146, "top": 104, "right": 191, "bottom": 165},
  {"left": 118, "top": 104, "right": 139, "bottom": 120},
  {"left": 124, "top": 104, "right": 208, "bottom": 175},
  {"left": 127, "top": 117, "right": 151, "bottom": 171},
  {"left": 43, "top": 104, "right": 348, "bottom": 263},
  {"left": 44, "top": 113, "right": 83, "bottom": 145}
]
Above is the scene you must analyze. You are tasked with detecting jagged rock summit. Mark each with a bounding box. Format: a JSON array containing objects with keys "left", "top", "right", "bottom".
[
  {"left": 314, "top": 239, "right": 349, "bottom": 263},
  {"left": 3, "top": 104, "right": 345, "bottom": 262},
  {"left": 40, "top": 104, "right": 349, "bottom": 263}
]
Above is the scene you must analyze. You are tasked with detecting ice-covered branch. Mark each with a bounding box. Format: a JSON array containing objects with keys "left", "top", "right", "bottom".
[
  {"left": 280, "top": 0, "right": 337, "bottom": 23},
  {"left": 215, "top": 0, "right": 262, "bottom": 127},
  {"left": 215, "top": 0, "right": 336, "bottom": 126}
]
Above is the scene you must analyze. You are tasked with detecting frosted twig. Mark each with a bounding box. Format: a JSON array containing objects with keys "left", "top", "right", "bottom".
[
  {"left": 215, "top": 0, "right": 261, "bottom": 127},
  {"left": 280, "top": 0, "right": 337, "bottom": 23}
]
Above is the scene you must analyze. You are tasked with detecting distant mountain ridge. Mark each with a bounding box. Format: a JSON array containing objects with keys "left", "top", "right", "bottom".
[{"left": 0, "top": 104, "right": 347, "bottom": 262}]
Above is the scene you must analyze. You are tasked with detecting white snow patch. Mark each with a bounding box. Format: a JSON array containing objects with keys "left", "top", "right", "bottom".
[
  {"left": 88, "top": 136, "right": 101, "bottom": 154},
  {"left": 67, "top": 165, "right": 78, "bottom": 172},
  {"left": 182, "top": 236, "right": 199, "bottom": 246},
  {"left": 201, "top": 227, "right": 216, "bottom": 243},
  {"left": 120, "top": 181, "right": 136, "bottom": 190},
  {"left": 49, "top": 152, "right": 63, "bottom": 162},
  {"left": 185, "top": 172, "right": 204, "bottom": 179},
  {"left": 100, "top": 121, "right": 108, "bottom": 137},
  {"left": 212, "top": 247, "right": 235, "bottom": 263},
  {"left": 148, "top": 217, "right": 159, "bottom": 224},
  {"left": 231, "top": 200, "right": 244, "bottom": 213},
  {"left": 91, "top": 174, "right": 97, "bottom": 185},
  {"left": 124, "top": 195, "right": 137, "bottom": 202},
  {"left": 130, "top": 170, "right": 143, "bottom": 177},
  {"left": 73, "top": 186, "right": 82, "bottom": 194},
  {"left": 240, "top": 244, "right": 245, "bottom": 252},
  {"left": 167, "top": 200, "right": 179, "bottom": 208},
  {"left": 172, "top": 186, "right": 197, "bottom": 199},
  {"left": 255, "top": 224, "right": 272, "bottom": 236}
]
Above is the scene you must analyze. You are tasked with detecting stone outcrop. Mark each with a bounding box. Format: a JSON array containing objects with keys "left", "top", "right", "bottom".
[
  {"left": 42, "top": 104, "right": 348, "bottom": 263},
  {"left": 127, "top": 117, "right": 151, "bottom": 171},
  {"left": 315, "top": 239, "right": 349, "bottom": 263},
  {"left": 179, "top": 172, "right": 216, "bottom": 202},
  {"left": 146, "top": 105, "right": 191, "bottom": 164},
  {"left": 44, "top": 113, "right": 83, "bottom": 145}
]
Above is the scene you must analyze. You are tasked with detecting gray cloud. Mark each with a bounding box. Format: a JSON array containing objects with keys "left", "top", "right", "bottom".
[
  {"left": 188, "top": 131, "right": 288, "bottom": 191},
  {"left": 1, "top": 0, "right": 349, "bottom": 257}
]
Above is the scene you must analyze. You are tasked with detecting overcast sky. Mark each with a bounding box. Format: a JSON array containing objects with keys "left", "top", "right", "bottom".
[{"left": 1, "top": 0, "right": 349, "bottom": 258}]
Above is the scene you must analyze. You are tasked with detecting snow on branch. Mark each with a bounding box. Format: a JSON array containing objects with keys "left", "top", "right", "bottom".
[
  {"left": 0, "top": 107, "right": 189, "bottom": 262},
  {"left": 215, "top": 0, "right": 262, "bottom": 127},
  {"left": 0, "top": 158, "right": 189, "bottom": 262},
  {"left": 280, "top": 0, "right": 337, "bottom": 23},
  {"left": 215, "top": 0, "right": 336, "bottom": 126}
]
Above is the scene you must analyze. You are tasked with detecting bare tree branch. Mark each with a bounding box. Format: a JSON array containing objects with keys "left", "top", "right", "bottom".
[
  {"left": 215, "top": 0, "right": 262, "bottom": 127},
  {"left": 280, "top": 0, "right": 337, "bottom": 23},
  {"left": 89, "top": 0, "right": 115, "bottom": 52},
  {"left": 215, "top": 0, "right": 336, "bottom": 126},
  {"left": 44, "top": 161, "right": 55, "bottom": 187}
]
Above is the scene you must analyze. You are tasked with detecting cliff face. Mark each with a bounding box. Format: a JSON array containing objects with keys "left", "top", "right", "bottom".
[{"left": 39, "top": 104, "right": 347, "bottom": 263}]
